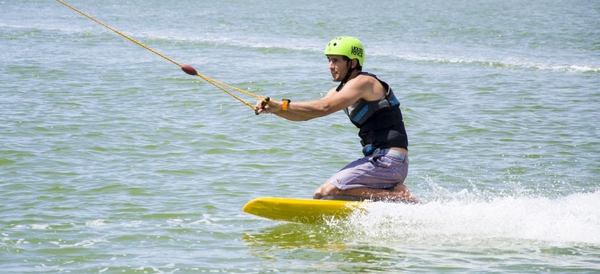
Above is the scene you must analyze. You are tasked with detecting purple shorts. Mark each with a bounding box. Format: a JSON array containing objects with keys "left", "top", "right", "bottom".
[{"left": 326, "top": 148, "right": 409, "bottom": 190}]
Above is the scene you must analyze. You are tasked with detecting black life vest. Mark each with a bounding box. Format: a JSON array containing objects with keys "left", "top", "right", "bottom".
[{"left": 337, "top": 72, "right": 408, "bottom": 149}]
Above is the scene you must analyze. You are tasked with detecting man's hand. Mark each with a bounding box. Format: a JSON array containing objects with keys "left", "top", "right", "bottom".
[{"left": 254, "top": 97, "right": 272, "bottom": 115}]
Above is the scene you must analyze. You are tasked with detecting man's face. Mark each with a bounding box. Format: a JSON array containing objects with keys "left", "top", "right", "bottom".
[{"left": 327, "top": 55, "right": 350, "bottom": 82}]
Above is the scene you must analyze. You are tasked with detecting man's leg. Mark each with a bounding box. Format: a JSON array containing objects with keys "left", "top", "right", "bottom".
[{"left": 314, "top": 182, "right": 418, "bottom": 203}]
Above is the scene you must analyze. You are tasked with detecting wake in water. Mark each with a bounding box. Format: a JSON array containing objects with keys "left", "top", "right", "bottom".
[
  {"left": 340, "top": 190, "right": 600, "bottom": 245},
  {"left": 407, "top": 54, "right": 600, "bottom": 73},
  {"left": 3, "top": 22, "right": 599, "bottom": 74}
]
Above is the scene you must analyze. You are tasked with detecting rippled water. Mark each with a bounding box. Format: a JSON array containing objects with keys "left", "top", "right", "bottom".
[{"left": 1, "top": 0, "right": 599, "bottom": 272}]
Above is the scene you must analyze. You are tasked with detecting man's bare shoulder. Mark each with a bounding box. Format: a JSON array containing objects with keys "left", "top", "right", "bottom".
[{"left": 346, "top": 74, "right": 384, "bottom": 100}]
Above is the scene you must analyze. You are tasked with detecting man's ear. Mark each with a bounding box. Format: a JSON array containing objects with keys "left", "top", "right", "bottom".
[{"left": 351, "top": 59, "right": 358, "bottom": 70}]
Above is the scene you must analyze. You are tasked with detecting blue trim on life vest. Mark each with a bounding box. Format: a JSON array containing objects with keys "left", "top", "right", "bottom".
[
  {"left": 388, "top": 94, "right": 400, "bottom": 107},
  {"left": 351, "top": 105, "right": 369, "bottom": 124}
]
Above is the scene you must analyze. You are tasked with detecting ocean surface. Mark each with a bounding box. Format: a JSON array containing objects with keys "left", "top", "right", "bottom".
[{"left": 1, "top": 0, "right": 599, "bottom": 272}]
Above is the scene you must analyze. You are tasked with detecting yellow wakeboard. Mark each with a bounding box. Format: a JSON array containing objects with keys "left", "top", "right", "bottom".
[{"left": 242, "top": 197, "right": 363, "bottom": 224}]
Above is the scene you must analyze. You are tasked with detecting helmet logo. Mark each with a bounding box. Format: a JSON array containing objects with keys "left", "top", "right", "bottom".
[{"left": 351, "top": 46, "right": 363, "bottom": 57}]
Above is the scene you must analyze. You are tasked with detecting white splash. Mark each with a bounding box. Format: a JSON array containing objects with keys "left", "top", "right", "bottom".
[
  {"left": 85, "top": 219, "right": 107, "bottom": 228},
  {"left": 344, "top": 191, "right": 600, "bottom": 245}
]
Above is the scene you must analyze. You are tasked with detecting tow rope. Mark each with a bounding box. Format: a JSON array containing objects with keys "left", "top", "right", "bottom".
[{"left": 56, "top": 0, "right": 267, "bottom": 113}]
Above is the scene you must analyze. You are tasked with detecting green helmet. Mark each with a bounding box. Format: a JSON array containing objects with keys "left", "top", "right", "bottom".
[{"left": 324, "top": 36, "right": 365, "bottom": 66}]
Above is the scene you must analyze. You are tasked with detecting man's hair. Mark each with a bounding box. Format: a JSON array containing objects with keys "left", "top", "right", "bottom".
[{"left": 343, "top": 56, "right": 363, "bottom": 71}]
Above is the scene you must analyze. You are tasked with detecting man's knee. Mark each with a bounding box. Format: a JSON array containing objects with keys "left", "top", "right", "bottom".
[{"left": 313, "top": 182, "right": 339, "bottom": 199}]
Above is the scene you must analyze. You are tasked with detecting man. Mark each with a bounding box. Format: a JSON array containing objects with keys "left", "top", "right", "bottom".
[{"left": 255, "top": 36, "right": 417, "bottom": 203}]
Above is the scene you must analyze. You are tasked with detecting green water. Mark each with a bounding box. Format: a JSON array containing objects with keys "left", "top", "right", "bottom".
[{"left": 1, "top": 0, "right": 599, "bottom": 272}]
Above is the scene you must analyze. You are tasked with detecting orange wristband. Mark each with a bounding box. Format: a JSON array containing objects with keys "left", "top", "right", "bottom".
[{"left": 281, "top": 99, "right": 291, "bottom": 111}]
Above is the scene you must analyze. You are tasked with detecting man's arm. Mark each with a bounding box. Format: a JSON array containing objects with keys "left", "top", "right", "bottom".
[{"left": 256, "top": 78, "right": 368, "bottom": 121}]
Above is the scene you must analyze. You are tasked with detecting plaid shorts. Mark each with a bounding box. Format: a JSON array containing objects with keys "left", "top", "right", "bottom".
[{"left": 326, "top": 148, "right": 409, "bottom": 190}]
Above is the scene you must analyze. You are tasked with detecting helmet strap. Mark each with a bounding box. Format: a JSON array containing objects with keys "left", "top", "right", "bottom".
[
  {"left": 342, "top": 59, "right": 356, "bottom": 82},
  {"left": 335, "top": 59, "right": 359, "bottom": 92}
]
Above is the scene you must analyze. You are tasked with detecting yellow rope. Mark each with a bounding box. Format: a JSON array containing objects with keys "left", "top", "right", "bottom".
[{"left": 56, "top": 0, "right": 263, "bottom": 110}]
